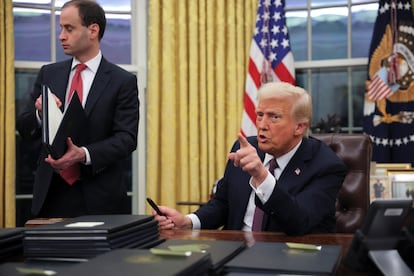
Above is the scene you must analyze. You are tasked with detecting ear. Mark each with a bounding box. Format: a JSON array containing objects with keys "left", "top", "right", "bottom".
[
  {"left": 88, "top": 23, "right": 100, "bottom": 39},
  {"left": 294, "top": 122, "right": 307, "bottom": 136}
]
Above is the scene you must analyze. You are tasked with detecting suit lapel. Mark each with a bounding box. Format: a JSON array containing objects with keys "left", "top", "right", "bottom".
[
  {"left": 51, "top": 60, "right": 72, "bottom": 111},
  {"left": 262, "top": 138, "right": 313, "bottom": 231},
  {"left": 278, "top": 137, "right": 312, "bottom": 185},
  {"left": 84, "top": 57, "right": 111, "bottom": 115}
]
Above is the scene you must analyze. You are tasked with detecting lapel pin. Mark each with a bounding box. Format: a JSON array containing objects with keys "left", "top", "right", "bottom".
[{"left": 295, "top": 168, "right": 301, "bottom": 175}]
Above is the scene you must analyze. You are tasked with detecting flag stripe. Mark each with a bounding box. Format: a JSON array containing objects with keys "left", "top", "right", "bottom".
[
  {"left": 243, "top": 91, "right": 257, "bottom": 124},
  {"left": 241, "top": 0, "right": 295, "bottom": 137},
  {"left": 367, "top": 75, "right": 392, "bottom": 100},
  {"left": 247, "top": 56, "right": 261, "bottom": 89}
]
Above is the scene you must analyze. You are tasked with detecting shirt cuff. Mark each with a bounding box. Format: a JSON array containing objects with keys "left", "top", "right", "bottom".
[
  {"left": 187, "top": 213, "right": 201, "bottom": 229},
  {"left": 81, "top": 146, "right": 91, "bottom": 165},
  {"left": 249, "top": 172, "right": 276, "bottom": 203}
]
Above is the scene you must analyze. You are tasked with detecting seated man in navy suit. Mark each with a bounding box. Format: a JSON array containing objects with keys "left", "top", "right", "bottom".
[{"left": 153, "top": 82, "right": 347, "bottom": 235}]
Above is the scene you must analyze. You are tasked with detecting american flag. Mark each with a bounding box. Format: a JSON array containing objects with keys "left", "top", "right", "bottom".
[
  {"left": 367, "top": 67, "right": 399, "bottom": 101},
  {"left": 241, "top": 0, "right": 295, "bottom": 137}
]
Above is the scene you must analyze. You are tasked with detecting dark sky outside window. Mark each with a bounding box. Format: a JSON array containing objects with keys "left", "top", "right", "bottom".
[{"left": 13, "top": 0, "right": 132, "bottom": 63}]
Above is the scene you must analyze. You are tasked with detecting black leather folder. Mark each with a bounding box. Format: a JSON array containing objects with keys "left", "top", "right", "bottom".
[
  {"left": 57, "top": 249, "right": 212, "bottom": 276},
  {"left": 155, "top": 239, "right": 246, "bottom": 273},
  {"left": 224, "top": 241, "right": 342, "bottom": 275},
  {"left": 41, "top": 85, "right": 87, "bottom": 159},
  {"left": 24, "top": 214, "right": 155, "bottom": 236}
]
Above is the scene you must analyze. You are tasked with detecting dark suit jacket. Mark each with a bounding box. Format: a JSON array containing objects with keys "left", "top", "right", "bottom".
[
  {"left": 194, "top": 136, "right": 347, "bottom": 235},
  {"left": 16, "top": 57, "right": 139, "bottom": 216}
]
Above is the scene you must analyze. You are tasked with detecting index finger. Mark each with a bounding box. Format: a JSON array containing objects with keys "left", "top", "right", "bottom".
[{"left": 238, "top": 133, "right": 250, "bottom": 148}]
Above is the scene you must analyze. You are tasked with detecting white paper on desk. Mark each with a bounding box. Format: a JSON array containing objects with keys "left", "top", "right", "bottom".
[{"left": 46, "top": 87, "right": 63, "bottom": 143}]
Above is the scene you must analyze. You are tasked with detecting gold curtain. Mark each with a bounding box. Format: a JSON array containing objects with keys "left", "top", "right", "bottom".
[
  {"left": 0, "top": 0, "right": 16, "bottom": 227},
  {"left": 147, "top": 0, "right": 257, "bottom": 213}
]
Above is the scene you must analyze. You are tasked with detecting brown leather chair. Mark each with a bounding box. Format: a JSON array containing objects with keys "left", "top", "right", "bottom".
[{"left": 313, "top": 133, "right": 372, "bottom": 233}]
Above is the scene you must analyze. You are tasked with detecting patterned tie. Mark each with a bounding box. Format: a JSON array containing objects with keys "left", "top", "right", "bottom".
[
  {"left": 252, "top": 158, "right": 278, "bottom": 231},
  {"left": 60, "top": 63, "right": 87, "bottom": 185}
]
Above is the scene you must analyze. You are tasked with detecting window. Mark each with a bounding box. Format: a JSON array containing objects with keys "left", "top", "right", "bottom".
[{"left": 285, "top": 0, "right": 377, "bottom": 132}]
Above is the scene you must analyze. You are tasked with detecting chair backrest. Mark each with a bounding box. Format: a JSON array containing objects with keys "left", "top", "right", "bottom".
[{"left": 313, "top": 133, "right": 372, "bottom": 233}]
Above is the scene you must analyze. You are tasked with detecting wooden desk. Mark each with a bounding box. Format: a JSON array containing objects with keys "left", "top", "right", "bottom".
[
  {"left": 160, "top": 229, "right": 375, "bottom": 276},
  {"left": 19, "top": 219, "right": 378, "bottom": 275}
]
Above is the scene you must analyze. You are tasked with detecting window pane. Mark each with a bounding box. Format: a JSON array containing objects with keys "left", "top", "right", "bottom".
[
  {"left": 55, "top": 0, "right": 131, "bottom": 11},
  {"left": 295, "top": 70, "right": 309, "bottom": 91},
  {"left": 101, "top": 15, "right": 132, "bottom": 64},
  {"left": 351, "top": 4, "right": 378, "bottom": 58},
  {"left": 286, "top": 0, "right": 306, "bottom": 9},
  {"left": 311, "top": 0, "right": 348, "bottom": 7},
  {"left": 311, "top": 7, "right": 348, "bottom": 60},
  {"left": 97, "top": 0, "right": 131, "bottom": 12},
  {"left": 14, "top": 8, "right": 51, "bottom": 61},
  {"left": 351, "top": 67, "right": 367, "bottom": 128},
  {"left": 55, "top": 14, "right": 131, "bottom": 64},
  {"left": 12, "top": 0, "right": 51, "bottom": 7},
  {"left": 15, "top": 70, "right": 40, "bottom": 198},
  {"left": 351, "top": 0, "right": 376, "bottom": 3},
  {"left": 286, "top": 11, "right": 308, "bottom": 61},
  {"left": 311, "top": 69, "right": 349, "bottom": 128},
  {"left": 15, "top": 69, "right": 37, "bottom": 115}
]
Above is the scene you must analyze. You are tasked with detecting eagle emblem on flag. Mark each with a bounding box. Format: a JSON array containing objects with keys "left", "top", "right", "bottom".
[{"left": 363, "top": 0, "right": 414, "bottom": 164}]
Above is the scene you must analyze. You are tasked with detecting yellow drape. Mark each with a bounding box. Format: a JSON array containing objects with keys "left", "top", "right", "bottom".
[
  {"left": 0, "top": 0, "right": 16, "bottom": 227},
  {"left": 147, "top": 0, "right": 257, "bottom": 213}
]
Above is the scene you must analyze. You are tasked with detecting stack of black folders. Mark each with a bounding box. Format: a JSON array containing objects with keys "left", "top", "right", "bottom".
[
  {"left": 0, "top": 228, "right": 24, "bottom": 261},
  {"left": 23, "top": 214, "right": 163, "bottom": 262},
  {"left": 223, "top": 241, "right": 342, "bottom": 275}
]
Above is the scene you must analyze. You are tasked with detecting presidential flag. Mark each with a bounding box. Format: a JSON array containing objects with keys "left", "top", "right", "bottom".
[
  {"left": 241, "top": 0, "right": 295, "bottom": 137},
  {"left": 363, "top": 0, "right": 414, "bottom": 165}
]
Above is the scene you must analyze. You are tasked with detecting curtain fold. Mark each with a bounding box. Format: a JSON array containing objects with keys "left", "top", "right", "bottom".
[
  {"left": 0, "top": 0, "right": 16, "bottom": 227},
  {"left": 147, "top": 0, "right": 257, "bottom": 213}
]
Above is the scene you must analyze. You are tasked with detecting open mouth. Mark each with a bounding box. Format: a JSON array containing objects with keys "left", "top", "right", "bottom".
[{"left": 257, "top": 134, "right": 269, "bottom": 143}]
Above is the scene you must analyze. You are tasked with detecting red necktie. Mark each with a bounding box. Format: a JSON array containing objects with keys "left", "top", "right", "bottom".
[
  {"left": 252, "top": 158, "right": 278, "bottom": 231},
  {"left": 60, "top": 63, "right": 87, "bottom": 185},
  {"left": 68, "top": 63, "right": 87, "bottom": 103}
]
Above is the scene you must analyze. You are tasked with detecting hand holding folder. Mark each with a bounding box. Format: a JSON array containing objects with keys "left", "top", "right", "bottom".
[{"left": 41, "top": 85, "right": 88, "bottom": 159}]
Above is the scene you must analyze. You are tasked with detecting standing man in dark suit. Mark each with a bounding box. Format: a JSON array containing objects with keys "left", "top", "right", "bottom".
[
  {"left": 16, "top": 0, "right": 139, "bottom": 218},
  {"left": 153, "top": 82, "right": 346, "bottom": 235}
]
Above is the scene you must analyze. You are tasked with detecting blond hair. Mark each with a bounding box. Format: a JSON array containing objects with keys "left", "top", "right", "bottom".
[{"left": 257, "top": 82, "right": 312, "bottom": 134}]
